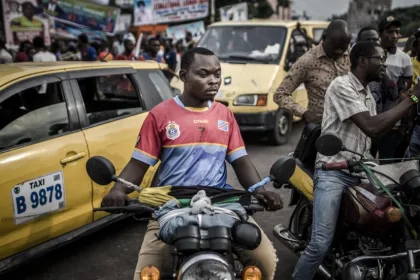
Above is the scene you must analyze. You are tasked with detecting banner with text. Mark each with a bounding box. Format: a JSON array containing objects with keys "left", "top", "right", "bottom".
[
  {"left": 42, "top": 0, "right": 120, "bottom": 34},
  {"left": 134, "top": 0, "right": 208, "bottom": 26},
  {"left": 2, "top": 0, "right": 51, "bottom": 46},
  {"left": 166, "top": 20, "right": 205, "bottom": 42},
  {"left": 220, "top": 3, "right": 248, "bottom": 21}
]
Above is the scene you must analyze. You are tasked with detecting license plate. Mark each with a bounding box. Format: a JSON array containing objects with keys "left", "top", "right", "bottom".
[{"left": 11, "top": 171, "right": 65, "bottom": 225}]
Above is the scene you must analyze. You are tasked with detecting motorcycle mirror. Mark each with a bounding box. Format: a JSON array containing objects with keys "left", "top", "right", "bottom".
[
  {"left": 269, "top": 156, "right": 296, "bottom": 184},
  {"left": 316, "top": 133, "right": 344, "bottom": 156},
  {"left": 86, "top": 156, "right": 117, "bottom": 185}
]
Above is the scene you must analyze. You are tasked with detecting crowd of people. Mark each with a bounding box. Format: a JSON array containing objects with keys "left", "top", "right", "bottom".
[
  {"left": 273, "top": 16, "right": 420, "bottom": 280},
  {"left": 0, "top": 31, "right": 198, "bottom": 80}
]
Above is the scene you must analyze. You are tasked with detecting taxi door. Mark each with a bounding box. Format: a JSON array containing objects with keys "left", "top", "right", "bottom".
[
  {"left": 68, "top": 68, "right": 150, "bottom": 221},
  {"left": 0, "top": 75, "right": 93, "bottom": 262}
]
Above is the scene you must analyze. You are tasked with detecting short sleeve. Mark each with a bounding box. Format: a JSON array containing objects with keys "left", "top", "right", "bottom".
[
  {"left": 132, "top": 113, "right": 161, "bottom": 166},
  {"left": 226, "top": 111, "right": 247, "bottom": 163},
  {"left": 403, "top": 53, "right": 414, "bottom": 77},
  {"left": 329, "top": 81, "right": 369, "bottom": 122}
]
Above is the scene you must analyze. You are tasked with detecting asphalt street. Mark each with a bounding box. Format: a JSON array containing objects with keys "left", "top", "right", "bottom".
[{"left": 3, "top": 122, "right": 305, "bottom": 280}]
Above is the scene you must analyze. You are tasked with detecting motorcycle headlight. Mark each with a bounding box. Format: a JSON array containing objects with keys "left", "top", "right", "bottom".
[
  {"left": 233, "top": 94, "right": 267, "bottom": 106},
  {"left": 178, "top": 253, "right": 234, "bottom": 280}
]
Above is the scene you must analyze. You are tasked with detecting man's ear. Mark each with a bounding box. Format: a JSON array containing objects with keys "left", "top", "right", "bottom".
[{"left": 179, "top": 69, "right": 187, "bottom": 83}]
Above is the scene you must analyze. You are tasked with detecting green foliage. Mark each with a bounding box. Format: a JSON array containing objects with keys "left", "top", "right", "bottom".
[{"left": 379, "top": 5, "right": 420, "bottom": 36}]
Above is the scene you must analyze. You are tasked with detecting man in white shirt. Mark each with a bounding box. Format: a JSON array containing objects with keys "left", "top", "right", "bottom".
[
  {"left": 32, "top": 36, "right": 56, "bottom": 62},
  {"left": 0, "top": 37, "right": 13, "bottom": 64}
]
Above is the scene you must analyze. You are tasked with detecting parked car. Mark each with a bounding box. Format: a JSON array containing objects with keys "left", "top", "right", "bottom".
[
  {"left": 0, "top": 61, "right": 172, "bottom": 273},
  {"left": 171, "top": 20, "right": 329, "bottom": 145}
]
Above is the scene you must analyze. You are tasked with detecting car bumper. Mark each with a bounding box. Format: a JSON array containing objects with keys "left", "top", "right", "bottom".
[{"left": 234, "top": 111, "right": 276, "bottom": 132}]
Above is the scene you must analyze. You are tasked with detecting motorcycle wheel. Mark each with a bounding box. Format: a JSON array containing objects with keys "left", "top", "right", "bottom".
[{"left": 291, "top": 197, "right": 312, "bottom": 242}]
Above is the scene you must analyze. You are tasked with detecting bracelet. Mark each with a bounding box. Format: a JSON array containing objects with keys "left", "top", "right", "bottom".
[
  {"left": 248, "top": 176, "right": 271, "bottom": 193},
  {"left": 411, "top": 95, "right": 419, "bottom": 104}
]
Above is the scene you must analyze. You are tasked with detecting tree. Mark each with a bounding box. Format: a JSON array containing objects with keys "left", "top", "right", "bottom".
[{"left": 379, "top": 5, "right": 420, "bottom": 37}]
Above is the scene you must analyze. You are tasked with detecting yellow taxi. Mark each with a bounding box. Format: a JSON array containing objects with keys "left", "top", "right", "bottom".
[
  {"left": 171, "top": 20, "right": 329, "bottom": 145},
  {"left": 0, "top": 61, "right": 172, "bottom": 272}
]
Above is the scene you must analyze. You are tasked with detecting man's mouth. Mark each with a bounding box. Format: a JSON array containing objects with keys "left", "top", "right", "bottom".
[{"left": 206, "top": 89, "right": 218, "bottom": 95}]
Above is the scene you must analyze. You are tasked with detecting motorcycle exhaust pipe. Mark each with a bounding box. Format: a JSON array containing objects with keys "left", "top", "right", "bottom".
[{"left": 273, "top": 224, "right": 334, "bottom": 279}]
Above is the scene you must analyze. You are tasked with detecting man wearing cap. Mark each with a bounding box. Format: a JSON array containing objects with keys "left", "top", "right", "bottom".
[
  {"left": 115, "top": 33, "right": 137, "bottom": 61},
  {"left": 376, "top": 16, "right": 414, "bottom": 162}
]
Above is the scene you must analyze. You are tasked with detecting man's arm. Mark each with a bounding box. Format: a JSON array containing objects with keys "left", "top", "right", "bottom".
[
  {"left": 351, "top": 97, "right": 415, "bottom": 139},
  {"left": 273, "top": 56, "right": 309, "bottom": 117},
  {"left": 231, "top": 156, "right": 261, "bottom": 189}
]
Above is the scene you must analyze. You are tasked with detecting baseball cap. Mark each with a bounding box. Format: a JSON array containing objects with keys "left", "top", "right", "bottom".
[
  {"left": 378, "top": 16, "right": 401, "bottom": 32},
  {"left": 123, "top": 33, "right": 136, "bottom": 45}
]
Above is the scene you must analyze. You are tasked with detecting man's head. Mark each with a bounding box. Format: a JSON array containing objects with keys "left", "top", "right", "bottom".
[
  {"left": 350, "top": 41, "right": 386, "bottom": 82},
  {"left": 122, "top": 33, "right": 136, "bottom": 53},
  {"left": 22, "top": 1, "right": 35, "bottom": 20},
  {"left": 379, "top": 16, "right": 401, "bottom": 50},
  {"left": 148, "top": 37, "right": 161, "bottom": 56},
  {"left": 357, "top": 26, "right": 380, "bottom": 43},
  {"left": 78, "top": 33, "right": 89, "bottom": 46},
  {"left": 32, "top": 36, "right": 45, "bottom": 50},
  {"left": 323, "top": 20, "right": 352, "bottom": 60},
  {"left": 185, "top": 32, "right": 193, "bottom": 43},
  {"left": 180, "top": 47, "right": 221, "bottom": 102}
]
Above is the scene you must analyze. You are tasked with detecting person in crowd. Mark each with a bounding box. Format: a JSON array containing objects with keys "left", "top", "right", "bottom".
[
  {"left": 175, "top": 39, "right": 184, "bottom": 72},
  {"left": 406, "top": 28, "right": 420, "bottom": 158},
  {"left": 50, "top": 41, "right": 63, "bottom": 61},
  {"left": 375, "top": 16, "right": 413, "bottom": 163},
  {"left": 61, "top": 42, "right": 81, "bottom": 61},
  {"left": 292, "top": 40, "right": 420, "bottom": 280},
  {"left": 27, "top": 45, "right": 36, "bottom": 61},
  {"left": 98, "top": 41, "right": 113, "bottom": 61},
  {"left": 115, "top": 33, "right": 137, "bottom": 61},
  {"left": 32, "top": 36, "right": 56, "bottom": 62},
  {"left": 138, "top": 37, "right": 166, "bottom": 63},
  {"left": 0, "top": 37, "right": 13, "bottom": 64},
  {"left": 161, "top": 37, "right": 177, "bottom": 81},
  {"left": 184, "top": 31, "right": 196, "bottom": 51},
  {"left": 357, "top": 26, "right": 399, "bottom": 157},
  {"left": 273, "top": 20, "right": 352, "bottom": 124},
  {"left": 78, "top": 33, "right": 97, "bottom": 62},
  {"left": 101, "top": 47, "right": 282, "bottom": 280},
  {"left": 11, "top": 2, "right": 43, "bottom": 28},
  {"left": 112, "top": 33, "right": 124, "bottom": 57},
  {"left": 15, "top": 40, "right": 32, "bottom": 62}
]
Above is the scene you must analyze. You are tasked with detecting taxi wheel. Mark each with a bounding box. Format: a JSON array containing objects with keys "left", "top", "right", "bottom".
[{"left": 269, "top": 110, "right": 290, "bottom": 146}]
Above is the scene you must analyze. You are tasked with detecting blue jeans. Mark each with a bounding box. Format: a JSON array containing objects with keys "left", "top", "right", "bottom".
[
  {"left": 407, "top": 125, "right": 420, "bottom": 158},
  {"left": 291, "top": 169, "right": 361, "bottom": 280}
]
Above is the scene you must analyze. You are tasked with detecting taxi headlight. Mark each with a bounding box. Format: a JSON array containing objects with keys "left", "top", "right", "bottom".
[
  {"left": 178, "top": 253, "right": 234, "bottom": 280},
  {"left": 233, "top": 94, "right": 267, "bottom": 106}
]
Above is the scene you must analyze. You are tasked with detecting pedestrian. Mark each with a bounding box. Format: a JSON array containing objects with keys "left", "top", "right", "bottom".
[
  {"left": 98, "top": 41, "right": 113, "bottom": 61},
  {"left": 112, "top": 33, "right": 124, "bottom": 57},
  {"left": 78, "top": 33, "right": 97, "bottom": 61},
  {"left": 115, "top": 33, "right": 137, "bottom": 60},
  {"left": 61, "top": 42, "right": 81, "bottom": 61},
  {"left": 161, "top": 37, "right": 177, "bottom": 81},
  {"left": 357, "top": 26, "right": 399, "bottom": 158},
  {"left": 0, "top": 36, "right": 13, "bottom": 64},
  {"left": 273, "top": 19, "right": 351, "bottom": 124},
  {"left": 15, "top": 40, "right": 32, "bottom": 62},
  {"left": 32, "top": 36, "right": 56, "bottom": 62},
  {"left": 50, "top": 41, "right": 63, "bottom": 61},
  {"left": 376, "top": 16, "right": 413, "bottom": 163},
  {"left": 406, "top": 28, "right": 420, "bottom": 158},
  {"left": 138, "top": 37, "right": 166, "bottom": 63}
]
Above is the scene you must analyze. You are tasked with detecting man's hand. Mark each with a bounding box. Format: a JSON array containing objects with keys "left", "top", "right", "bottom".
[
  {"left": 101, "top": 188, "right": 129, "bottom": 207},
  {"left": 303, "top": 110, "right": 321, "bottom": 124},
  {"left": 253, "top": 188, "right": 284, "bottom": 211}
]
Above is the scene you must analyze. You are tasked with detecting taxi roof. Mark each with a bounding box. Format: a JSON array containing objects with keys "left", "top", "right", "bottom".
[
  {"left": 208, "top": 20, "right": 329, "bottom": 28},
  {"left": 0, "top": 60, "right": 166, "bottom": 88}
]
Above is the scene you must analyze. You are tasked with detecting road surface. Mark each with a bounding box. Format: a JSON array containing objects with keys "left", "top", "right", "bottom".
[{"left": 3, "top": 123, "right": 305, "bottom": 280}]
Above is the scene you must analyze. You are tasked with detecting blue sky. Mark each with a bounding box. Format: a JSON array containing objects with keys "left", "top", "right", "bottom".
[{"left": 292, "top": 0, "right": 420, "bottom": 20}]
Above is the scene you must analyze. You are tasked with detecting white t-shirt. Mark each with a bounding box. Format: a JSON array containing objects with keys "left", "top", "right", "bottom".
[
  {"left": 33, "top": 51, "right": 57, "bottom": 62},
  {"left": 0, "top": 49, "right": 13, "bottom": 64}
]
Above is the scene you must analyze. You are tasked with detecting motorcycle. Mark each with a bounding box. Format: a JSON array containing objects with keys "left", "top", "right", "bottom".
[
  {"left": 85, "top": 155, "right": 297, "bottom": 280},
  {"left": 274, "top": 133, "right": 420, "bottom": 280}
]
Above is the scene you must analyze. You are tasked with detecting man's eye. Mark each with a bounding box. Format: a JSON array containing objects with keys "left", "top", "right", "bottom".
[
  {"left": 199, "top": 73, "right": 207, "bottom": 77},
  {"left": 215, "top": 73, "right": 221, "bottom": 78}
]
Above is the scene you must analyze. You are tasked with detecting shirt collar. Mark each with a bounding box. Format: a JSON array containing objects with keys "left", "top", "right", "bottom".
[
  {"left": 348, "top": 71, "right": 370, "bottom": 96},
  {"left": 316, "top": 43, "right": 350, "bottom": 59}
]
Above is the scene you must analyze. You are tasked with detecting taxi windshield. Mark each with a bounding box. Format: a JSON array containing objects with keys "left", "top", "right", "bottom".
[{"left": 197, "top": 25, "right": 287, "bottom": 64}]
